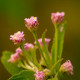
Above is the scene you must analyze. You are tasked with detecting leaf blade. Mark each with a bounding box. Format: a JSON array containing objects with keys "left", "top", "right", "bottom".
[
  {"left": 1, "top": 51, "right": 24, "bottom": 75},
  {"left": 51, "top": 22, "right": 66, "bottom": 65},
  {"left": 9, "top": 70, "right": 35, "bottom": 80}
]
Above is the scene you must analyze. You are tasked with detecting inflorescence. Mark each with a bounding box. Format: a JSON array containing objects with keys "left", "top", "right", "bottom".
[{"left": 8, "top": 12, "right": 73, "bottom": 80}]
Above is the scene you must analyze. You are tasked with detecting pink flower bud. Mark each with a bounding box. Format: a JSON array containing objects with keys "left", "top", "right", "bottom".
[
  {"left": 24, "top": 16, "right": 39, "bottom": 31},
  {"left": 34, "top": 70, "right": 45, "bottom": 80},
  {"left": 51, "top": 12, "right": 65, "bottom": 24},
  {"left": 34, "top": 38, "right": 51, "bottom": 46},
  {"left": 24, "top": 43, "right": 34, "bottom": 51},
  {"left": 10, "top": 31, "right": 25, "bottom": 44},
  {"left": 60, "top": 60, "right": 73, "bottom": 75},
  {"left": 16, "top": 48, "right": 23, "bottom": 55},
  {"left": 8, "top": 53, "right": 20, "bottom": 63}
]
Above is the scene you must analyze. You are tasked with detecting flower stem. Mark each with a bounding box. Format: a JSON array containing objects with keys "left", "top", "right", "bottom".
[
  {"left": 55, "top": 27, "right": 58, "bottom": 63},
  {"left": 18, "top": 61, "right": 33, "bottom": 71},
  {"left": 20, "top": 43, "right": 40, "bottom": 69},
  {"left": 51, "top": 23, "right": 58, "bottom": 65},
  {"left": 32, "top": 31, "right": 49, "bottom": 68},
  {"left": 31, "top": 48, "right": 41, "bottom": 69},
  {"left": 42, "top": 30, "right": 51, "bottom": 67},
  {"left": 49, "top": 58, "right": 63, "bottom": 76}
]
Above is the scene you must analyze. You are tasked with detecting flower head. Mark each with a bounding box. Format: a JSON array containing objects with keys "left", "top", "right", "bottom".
[
  {"left": 34, "top": 38, "right": 51, "bottom": 47},
  {"left": 24, "top": 43, "right": 34, "bottom": 51},
  {"left": 10, "top": 31, "right": 25, "bottom": 44},
  {"left": 60, "top": 60, "right": 73, "bottom": 75},
  {"left": 24, "top": 16, "right": 39, "bottom": 31},
  {"left": 34, "top": 70, "right": 45, "bottom": 80},
  {"left": 16, "top": 48, "right": 23, "bottom": 55},
  {"left": 51, "top": 12, "right": 65, "bottom": 24},
  {"left": 8, "top": 53, "right": 20, "bottom": 63}
]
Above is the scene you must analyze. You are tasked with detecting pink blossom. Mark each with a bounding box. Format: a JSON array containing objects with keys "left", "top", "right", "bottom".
[
  {"left": 16, "top": 48, "right": 23, "bottom": 55},
  {"left": 24, "top": 16, "right": 39, "bottom": 30},
  {"left": 34, "top": 38, "right": 51, "bottom": 46},
  {"left": 10, "top": 31, "right": 25, "bottom": 44},
  {"left": 51, "top": 12, "right": 65, "bottom": 24},
  {"left": 35, "top": 70, "right": 45, "bottom": 80},
  {"left": 60, "top": 60, "right": 73, "bottom": 75},
  {"left": 24, "top": 43, "right": 34, "bottom": 51},
  {"left": 8, "top": 53, "right": 20, "bottom": 63}
]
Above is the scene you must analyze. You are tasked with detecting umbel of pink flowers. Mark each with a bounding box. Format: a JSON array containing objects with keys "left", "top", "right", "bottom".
[
  {"left": 24, "top": 16, "right": 39, "bottom": 31},
  {"left": 34, "top": 38, "right": 51, "bottom": 47},
  {"left": 10, "top": 31, "right": 25, "bottom": 44},
  {"left": 9, "top": 12, "right": 73, "bottom": 80},
  {"left": 8, "top": 48, "right": 23, "bottom": 63},
  {"left": 34, "top": 70, "right": 45, "bottom": 80},
  {"left": 51, "top": 12, "right": 65, "bottom": 24}
]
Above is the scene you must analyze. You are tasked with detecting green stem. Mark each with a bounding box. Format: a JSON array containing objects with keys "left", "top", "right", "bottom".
[
  {"left": 18, "top": 61, "right": 33, "bottom": 71},
  {"left": 55, "top": 27, "right": 58, "bottom": 63},
  {"left": 20, "top": 44, "right": 40, "bottom": 69},
  {"left": 49, "top": 58, "right": 63, "bottom": 76},
  {"left": 23, "top": 61, "right": 36, "bottom": 71},
  {"left": 51, "top": 23, "right": 58, "bottom": 65},
  {"left": 32, "top": 31, "right": 49, "bottom": 68},
  {"left": 31, "top": 49, "right": 41, "bottom": 69},
  {"left": 42, "top": 31, "right": 51, "bottom": 67}
]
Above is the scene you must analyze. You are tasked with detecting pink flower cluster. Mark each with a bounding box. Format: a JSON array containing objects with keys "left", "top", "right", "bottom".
[
  {"left": 24, "top": 16, "right": 39, "bottom": 30},
  {"left": 34, "top": 38, "right": 51, "bottom": 47},
  {"left": 51, "top": 12, "right": 65, "bottom": 24},
  {"left": 8, "top": 12, "right": 74, "bottom": 80},
  {"left": 35, "top": 70, "right": 45, "bottom": 80},
  {"left": 10, "top": 31, "right": 25, "bottom": 44},
  {"left": 60, "top": 60, "right": 73, "bottom": 75},
  {"left": 16, "top": 48, "right": 23, "bottom": 55},
  {"left": 8, "top": 53, "right": 19, "bottom": 63},
  {"left": 8, "top": 42, "right": 35, "bottom": 63},
  {"left": 24, "top": 43, "right": 34, "bottom": 51},
  {"left": 8, "top": 48, "right": 23, "bottom": 63}
]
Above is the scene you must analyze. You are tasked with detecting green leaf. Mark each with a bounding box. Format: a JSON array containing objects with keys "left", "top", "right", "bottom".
[
  {"left": 51, "top": 22, "right": 66, "bottom": 65},
  {"left": 1, "top": 51, "right": 24, "bottom": 75},
  {"left": 9, "top": 70, "right": 35, "bottom": 80}
]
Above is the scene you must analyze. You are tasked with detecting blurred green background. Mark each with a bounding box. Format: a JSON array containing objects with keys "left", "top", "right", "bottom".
[{"left": 0, "top": 0, "right": 80, "bottom": 80}]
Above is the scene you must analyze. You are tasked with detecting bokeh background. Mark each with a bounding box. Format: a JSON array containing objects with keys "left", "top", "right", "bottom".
[{"left": 0, "top": 0, "right": 80, "bottom": 80}]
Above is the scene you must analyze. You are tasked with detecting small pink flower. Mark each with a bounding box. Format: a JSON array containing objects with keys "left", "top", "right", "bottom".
[
  {"left": 60, "top": 60, "right": 73, "bottom": 75},
  {"left": 24, "top": 16, "right": 39, "bottom": 30},
  {"left": 16, "top": 48, "right": 23, "bottom": 55},
  {"left": 34, "top": 38, "right": 51, "bottom": 46},
  {"left": 8, "top": 53, "right": 20, "bottom": 63},
  {"left": 51, "top": 12, "right": 65, "bottom": 24},
  {"left": 10, "top": 31, "right": 25, "bottom": 44},
  {"left": 35, "top": 70, "right": 45, "bottom": 80},
  {"left": 24, "top": 43, "right": 34, "bottom": 51}
]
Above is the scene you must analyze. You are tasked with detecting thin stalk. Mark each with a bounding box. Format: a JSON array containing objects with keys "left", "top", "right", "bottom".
[
  {"left": 31, "top": 49, "right": 41, "bottom": 69},
  {"left": 51, "top": 23, "right": 58, "bottom": 65},
  {"left": 32, "top": 31, "right": 49, "bottom": 68},
  {"left": 55, "top": 27, "right": 58, "bottom": 63},
  {"left": 20, "top": 44, "right": 40, "bottom": 69},
  {"left": 23, "top": 61, "right": 35, "bottom": 71},
  {"left": 49, "top": 58, "right": 63, "bottom": 76},
  {"left": 42, "top": 31, "right": 51, "bottom": 67},
  {"left": 18, "top": 61, "right": 33, "bottom": 71}
]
